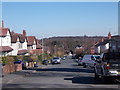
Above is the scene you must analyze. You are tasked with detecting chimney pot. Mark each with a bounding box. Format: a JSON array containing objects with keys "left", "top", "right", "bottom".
[
  {"left": 23, "top": 30, "right": 26, "bottom": 36},
  {"left": 2, "top": 20, "right": 4, "bottom": 28},
  {"left": 108, "top": 32, "right": 111, "bottom": 39}
]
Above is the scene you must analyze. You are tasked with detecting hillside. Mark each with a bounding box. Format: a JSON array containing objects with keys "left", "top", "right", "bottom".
[{"left": 38, "top": 36, "right": 107, "bottom": 54}]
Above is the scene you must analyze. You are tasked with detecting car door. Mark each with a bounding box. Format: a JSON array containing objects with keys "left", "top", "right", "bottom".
[
  {"left": 89, "top": 56, "right": 96, "bottom": 67},
  {"left": 86, "top": 55, "right": 92, "bottom": 66}
]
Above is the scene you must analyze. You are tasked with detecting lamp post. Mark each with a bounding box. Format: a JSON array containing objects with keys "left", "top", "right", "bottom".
[{"left": 42, "top": 36, "right": 44, "bottom": 60}]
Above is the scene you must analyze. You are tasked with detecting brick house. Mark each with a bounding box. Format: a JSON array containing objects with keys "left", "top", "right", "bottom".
[{"left": 27, "top": 36, "right": 42, "bottom": 55}]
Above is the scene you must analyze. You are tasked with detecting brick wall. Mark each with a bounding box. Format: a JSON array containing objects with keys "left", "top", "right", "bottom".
[{"left": 2, "top": 63, "right": 22, "bottom": 75}]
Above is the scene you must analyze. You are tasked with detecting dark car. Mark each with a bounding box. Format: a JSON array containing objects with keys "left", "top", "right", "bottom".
[
  {"left": 42, "top": 60, "right": 49, "bottom": 65},
  {"left": 14, "top": 59, "right": 22, "bottom": 64},
  {"left": 94, "top": 52, "right": 120, "bottom": 83}
]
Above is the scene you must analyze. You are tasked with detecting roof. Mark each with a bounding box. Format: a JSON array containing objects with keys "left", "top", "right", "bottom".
[
  {"left": 0, "top": 46, "right": 13, "bottom": 52},
  {"left": 112, "top": 35, "right": 120, "bottom": 40},
  {"left": 19, "top": 34, "right": 26, "bottom": 43},
  {"left": 0, "top": 28, "right": 11, "bottom": 37},
  {"left": 11, "top": 32, "right": 26, "bottom": 43},
  {"left": 27, "top": 36, "right": 36, "bottom": 46},
  {"left": 17, "top": 50, "right": 28, "bottom": 55},
  {"left": 11, "top": 33, "right": 18, "bottom": 43},
  {"left": 95, "top": 35, "right": 120, "bottom": 47},
  {"left": 95, "top": 39, "right": 110, "bottom": 47},
  {"left": 36, "top": 44, "right": 42, "bottom": 49},
  {"left": 29, "top": 49, "right": 42, "bottom": 55}
]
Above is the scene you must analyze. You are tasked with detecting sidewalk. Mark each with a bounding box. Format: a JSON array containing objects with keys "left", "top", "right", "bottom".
[
  {"left": 2, "top": 64, "right": 49, "bottom": 84},
  {"left": 2, "top": 73, "right": 23, "bottom": 84}
]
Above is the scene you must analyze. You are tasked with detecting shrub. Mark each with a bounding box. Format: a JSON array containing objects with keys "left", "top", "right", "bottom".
[{"left": 2, "top": 57, "right": 8, "bottom": 65}]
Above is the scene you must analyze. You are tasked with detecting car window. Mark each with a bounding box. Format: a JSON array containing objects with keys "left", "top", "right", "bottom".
[
  {"left": 103, "top": 52, "right": 120, "bottom": 61},
  {"left": 91, "top": 56, "right": 95, "bottom": 60},
  {"left": 53, "top": 57, "right": 59, "bottom": 59},
  {"left": 94, "top": 56, "right": 101, "bottom": 59}
]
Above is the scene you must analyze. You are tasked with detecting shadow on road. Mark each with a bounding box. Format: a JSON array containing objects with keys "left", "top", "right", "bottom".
[
  {"left": 28, "top": 68, "right": 94, "bottom": 73},
  {"left": 64, "top": 76, "right": 119, "bottom": 85}
]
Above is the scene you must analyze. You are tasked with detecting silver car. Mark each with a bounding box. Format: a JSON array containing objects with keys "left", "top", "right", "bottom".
[{"left": 51, "top": 57, "right": 61, "bottom": 64}]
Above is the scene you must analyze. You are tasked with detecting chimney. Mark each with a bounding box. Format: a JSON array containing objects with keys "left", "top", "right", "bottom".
[
  {"left": 2, "top": 20, "right": 4, "bottom": 28},
  {"left": 101, "top": 37, "right": 104, "bottom": 42},
  {"left": 108, "top": 32, "right": 111, "bottom": 39},
  {"left": 36, "top": 39, "right": 39, "bottom": 44},
  {"left": 23, "top": 30, "right": 26, "bottom": 36},
  {"left": 11, "top": 30, "right": 15, "bottom": 35}
]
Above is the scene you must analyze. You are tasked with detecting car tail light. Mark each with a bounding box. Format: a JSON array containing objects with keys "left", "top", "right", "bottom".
[{"left": 106, "top": 64, "right": 110, "bottom": 70}]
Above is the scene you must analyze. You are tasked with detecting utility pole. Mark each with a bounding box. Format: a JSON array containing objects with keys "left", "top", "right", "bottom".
[{"left": 42, "top": 36, "right": 44, "bottom": 60}]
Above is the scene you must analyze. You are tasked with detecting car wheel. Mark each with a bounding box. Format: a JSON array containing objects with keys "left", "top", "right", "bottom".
[
  {"left": 94, "top": 67, "right": 99, "bottom": 79},
  {"left": 94, "top": 72, "right": 99, "bottom": 79},
  {"left": 102, "top": 76, "right": 110, "bottom": 83},
  {"left": 83, "top": 63, "right": 86, "bottom": 68}
]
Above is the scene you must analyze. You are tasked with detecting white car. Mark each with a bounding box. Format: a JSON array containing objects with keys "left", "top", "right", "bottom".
[
  {"left": 51, "top": 57, "right": 61, "bottom": 64},
  {"left": 81, "top": 55, "right": 100, "bottom": 68}
]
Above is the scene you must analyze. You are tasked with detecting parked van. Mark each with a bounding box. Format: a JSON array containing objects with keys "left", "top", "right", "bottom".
[{"left": 82, "top": 55, "right": 100, "bottom": 68}]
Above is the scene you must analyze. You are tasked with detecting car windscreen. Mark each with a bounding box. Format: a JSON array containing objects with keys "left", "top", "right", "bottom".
[
  {"left": 94, "top": 56, "right": 101, "bottom": 59},
  {"left": 103, "top": 52, "right": 120, "bottom": 61},
  {"left": 53, "top": 57, "right": 59, "bottom": 59}
]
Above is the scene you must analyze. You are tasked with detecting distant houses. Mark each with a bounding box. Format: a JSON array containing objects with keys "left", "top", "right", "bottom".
[
  {"left": 91, "top": 32, "right": 120, "bottom": 54},
  {"left": 0, "top": 20, "right": 42, "bottom": 56}
]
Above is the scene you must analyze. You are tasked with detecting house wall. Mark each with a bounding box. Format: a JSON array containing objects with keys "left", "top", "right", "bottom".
[
  {"left": 32, "top": 40, "right": 36, "bottom": 49},
  {"left": 105, "top": 43, "right": 109, "bottom": 50},
  {"left": 22, "top": 40, "right": 27, "bottom": 50},
  {"left": 11, "top": 43, "right": 19, "bottom": 55},
  {"left": 0, "top": 31, "right": 11, "bottom": 46},
  {"left": 27, "top": 46, "right": 32, "bottom": 51}
]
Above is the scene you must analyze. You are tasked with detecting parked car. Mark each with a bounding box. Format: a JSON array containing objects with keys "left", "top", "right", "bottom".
[
  {"left": 14, "top": 59, "right": 22, "bottom": 64},
  {"left": 94, "top": 52, "right": 120, "bottom": 83},
  {"left": 42, "top": 60, "right": 49, "bottom": 65},
  {"left": 72, "top": 55, "right": 76, "bottom": 59},
  {"left": 78, "top": 57, "right": 83, "bottom": 66},
  {"left": 81, "top": 55, "right": 100, "bottom": 68},
  {"left": 51, "top": 57, "right": 61, "bottom": 64},
  {"left": 62, "top": 56, "right": 66, "bottom": 60}
]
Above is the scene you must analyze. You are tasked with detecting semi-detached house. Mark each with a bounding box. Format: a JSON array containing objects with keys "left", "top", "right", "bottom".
[
  {"left": 10, "top": 30, "right": 28, "bottom": 56},
  {"left": 0, "top": 21, "right": 13, "bottom": 56},
  {"left": 0, "top": 28, "right": 13, "bottom": 56},
  {"left": 0, "top": 20, "right": 42, "bottom": 56}
]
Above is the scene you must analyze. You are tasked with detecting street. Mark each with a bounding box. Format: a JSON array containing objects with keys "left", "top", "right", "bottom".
[{"left": 2, "top": 56, "right": 120, "bottom": 89}]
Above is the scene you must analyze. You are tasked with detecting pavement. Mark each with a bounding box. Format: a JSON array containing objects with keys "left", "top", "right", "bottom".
[{"left": 2, "top": 64, "right": 48, "bottom": 84}]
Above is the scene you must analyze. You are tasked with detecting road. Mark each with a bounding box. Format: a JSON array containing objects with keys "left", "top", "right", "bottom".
[{"left": 2, "top": 56, "right": 120, "bottom": 89}]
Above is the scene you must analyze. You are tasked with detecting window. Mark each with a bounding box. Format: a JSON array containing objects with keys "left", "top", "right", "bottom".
[{"left": 19, "top": 43, "right": 22, "bottom": 49}]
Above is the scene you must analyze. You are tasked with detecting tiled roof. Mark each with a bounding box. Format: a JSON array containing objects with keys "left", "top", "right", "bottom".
[
  {"left": 95, "top": 39, "right": 110, "bottom": 47},
  {"left": 17, "top": 49, "right": 28, "bottom": 55},
  {"left": 0, "top": 46, "right": 13, "bottom": 52},
  {"left": 11, "top": 33, "right": 18, "bottom": 43},
  {"left": 27, "top": 36, "right": 36, "bottom": 46},
  {"left": 95, "top": 35, "right": 120, "bottom": 47},
  {"left": 36, "top": 44, "right": 42, "bottom": 49},
  {"left": 0, "top": 28, "right": 10, "bottom": 37},
  {"left": 11, "top": 32, "right": 27, "bottom": 43},
  {"left": 29, "top": 49, "right": 42, "bottom": 55},
  {"left": 19, "top": 34, "right": 26, "bottom": 43}
]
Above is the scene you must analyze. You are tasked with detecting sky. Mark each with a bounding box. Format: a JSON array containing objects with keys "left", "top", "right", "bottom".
[{"left": 2, "top": 2, "right": 118, "bottom": 39}]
